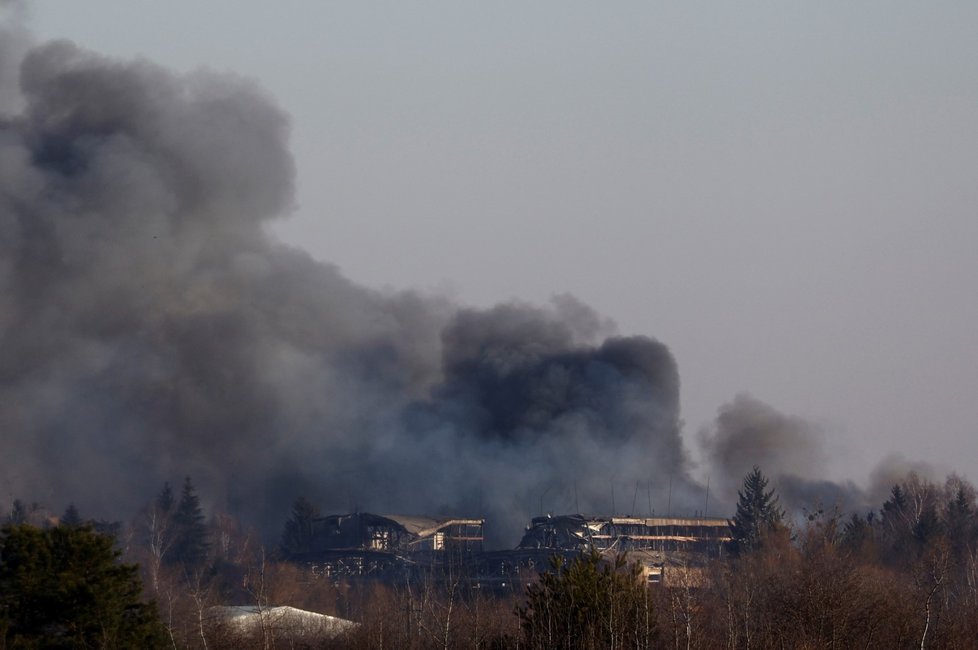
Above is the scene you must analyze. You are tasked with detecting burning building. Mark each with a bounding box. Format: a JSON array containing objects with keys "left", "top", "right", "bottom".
[
  {"left": 293, "top": 510, "right": 733, "bottom": 586},
  {"left": 0, "top": 29, "right": 700, "bottom": 547},
  {"left": 299, "top": 513, "right": 484, "bottom": 578},
  {"left": 517, "top": 514, "right": 731, "bottom": 555},
  {"left": 515, "top": 514, "right": 732, "bottom": 584}
]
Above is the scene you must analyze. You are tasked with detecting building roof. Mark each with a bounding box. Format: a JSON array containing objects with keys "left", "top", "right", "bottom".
[
  {"left": 208, "top": 606, "right": 357, "bottom": 638},
  {"left": 381, "top": 514, "right": 484, "bottom": 537}
]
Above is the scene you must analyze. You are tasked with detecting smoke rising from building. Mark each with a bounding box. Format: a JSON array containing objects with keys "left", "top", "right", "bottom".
[
  {"left": 0, "top": 36, "right": 705, "bottom": 546},
  {"left": 698, "top": 394, "right": 948, "bottom": 519},
  {"left": 0, "top": 24, "right": 940, "bottom": 546},
  {"left": 700, "top": 394, "right": 828, "bottom": 495}
]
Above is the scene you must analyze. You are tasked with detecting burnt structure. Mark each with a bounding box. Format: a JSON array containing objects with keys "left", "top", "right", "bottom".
[
  {"left": 296, "top": 511, "right": 730, "bottom": 586},
  {"left": 300, "top": 513, "right": 484, "bottom": 578},
  {"left": 515, "top": 514, "right": 732, "bottom": 584},
  {"left": 517, "top": 514, "right": 731, "bottom": 554}
]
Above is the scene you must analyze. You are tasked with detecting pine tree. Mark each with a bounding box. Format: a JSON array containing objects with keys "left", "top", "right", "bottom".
[
  {"left": 945, "top": 485, "right": 976, "bottom": 560},
  {"left": 881, "top": 484, "right": 909, "bottom": 531},
  {"left": 169, "top": 476, "right": 209, "bottom": 569},
  {"left": 156, "top": 481, "right": 174, "bottom": 514},
  {"left": 840, "top": 511, "right": 879, "bottom": 561},
  {"left": 880, "top": 483, "right": 916, "bottom": 560},
  {"left": 280, "top": 496, "right": 320, "bottom": 557},
  {"left": 7, "top": 500, "right": 27, "bottom": 525},
  {"left": 729, "top": 466, "right": 785, "bottom": 555},
  {"left": 518, "top": 550, "right": 656, "bottom": 649},
  {"left": 0, "top": 523, "right": 168, "bottom": 647},
  {"left": 61, "top": 503, "right": 83, "bottom": 528}
]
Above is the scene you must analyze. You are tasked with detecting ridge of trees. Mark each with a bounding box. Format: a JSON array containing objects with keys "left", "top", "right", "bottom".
[{"left": 6, "top": 468, "right": 978, "bottom": 647}]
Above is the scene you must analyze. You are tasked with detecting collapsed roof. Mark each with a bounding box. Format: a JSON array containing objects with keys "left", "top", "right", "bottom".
[
  {"left": 518, "top": 514, "right": 731, "bottom": 553},
  {"left": 308, "top": 512, "right": 485, "bottom": 555}
]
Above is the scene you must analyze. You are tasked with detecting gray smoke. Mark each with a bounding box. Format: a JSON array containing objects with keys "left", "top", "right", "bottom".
[
  {"left": 864, "top": 453, "right": 942, "bottom": 506},
  {"left": 0, "top": 36, "right": 702, "bottom": 546},
  {"left": 0, "top": 1, "right": 28, "bottom": 115},
  {"left": 699, "top": 393, "right": 828, "bottom": 498},
  {"left": 699, "top": 394, "right": 869, "bottom": 516},
  {"left": 698, "top": 394, "right": 946, "bottom": 519}
]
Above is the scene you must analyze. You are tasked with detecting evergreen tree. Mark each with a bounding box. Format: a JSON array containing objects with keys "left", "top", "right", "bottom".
[
  {"left": 945, "top": 485, "right": 976, "bottom": 560},
  {"left": 518, "top": 550, "right": 656, "bottom": 649},
  {"left": 169, "top": 476, "right": 209, "bottom": 569},
  {"left": 881, "top": 484, "right": 908, "bottom": 531},
  {"left": 0, "top": 523, "right": 168, "bottom": 648},
  {"left": 280, "top": 496, "right": 320, "bottom": 557},
  {"left": 7, "top": 499, "right": 27, "bottom": 525},
  {"left": 912, "top": 502, "right": 942, "bottom": 546},
  {"left": 947, "top": 485, "right": 972, "bottom": 522},
  {"left": 146, "top": 481, "right": 176, "bottom": 560},
  {"left": 92, "top": 520, "right": 122, "bottom": 540},
  {"left": 880, "top": 474, "right": 940, "bottom": 564},
  {"left": 60, "top": 504, "right": 82, "bottom": 528},
  {"left": 729, "top": 466, "right": 785, "bottom": 555},
  {"left": 840, "top": 511, "right": 879, "bottom": 561},
  {"left": 156, "top": 481, "right": 174, "bottom": 515}
]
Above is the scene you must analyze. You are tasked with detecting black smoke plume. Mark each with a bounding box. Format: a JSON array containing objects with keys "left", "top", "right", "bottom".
[
  {"left": 4, "top": 21, "right": 938, "bottom": 547},
  {"left": 698, "top": 394, "right": 870, "bottom": 516},
  {"left": 698, "top": 394, "right": 947, "bottom": 519},
  {"left": 0, "top": 34, "right": 701, "bottom": 546}
]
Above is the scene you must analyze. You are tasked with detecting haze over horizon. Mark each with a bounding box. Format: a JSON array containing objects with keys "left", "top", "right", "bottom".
[{"left": 2, "top": 2, "right": 977, "bottom": 542}]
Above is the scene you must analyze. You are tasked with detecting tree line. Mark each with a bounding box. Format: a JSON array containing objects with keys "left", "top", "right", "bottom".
[{"left": 4, "top": 467, "right": 978, "bottom": 648}]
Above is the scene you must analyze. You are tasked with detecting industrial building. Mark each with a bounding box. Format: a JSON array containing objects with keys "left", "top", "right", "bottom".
[
  {"left": 295, "top": 511, "right": 730, "bottom": 586},
  {"left": 518, "top": 514, "right": 731, "bottom": 554},
  {"left": 516, "top": 513, "right": 732, "bottom": 584},
  {"left": 300, "top": 513, "right": 484, "bottom": 578}
]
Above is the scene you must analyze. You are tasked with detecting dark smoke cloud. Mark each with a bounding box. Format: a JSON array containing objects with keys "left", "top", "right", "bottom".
[
  {"left": 699, "top": 394, "right": 829, "bottom": 503},
  {"left": 0, "top": 35, "right": 701, "bottom": 546},
  {"left": 865, "top": 453, "right": 942, "bottom": 505},
  {"left": 5, "top": 23, "right": 939, "bottom": 548},
  {"left": 698, "top": 394, "right": 869, "bottom": 515},
  {"left": 698, "top": 394, "right": 948, "bottom": 519},
  {"left": 0, "top": 1, "right": 29, "bottom": 116},
  {"left": 396, "top": 308, "right": 696, "bottom": 542}
]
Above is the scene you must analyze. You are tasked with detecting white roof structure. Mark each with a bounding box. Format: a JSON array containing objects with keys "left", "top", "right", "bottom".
[
  {"left": 208, "top": 605, "right": 357, "bottom": 641},
  {"left": 381, "top": 514, "right": 484, "bottom": 538}
]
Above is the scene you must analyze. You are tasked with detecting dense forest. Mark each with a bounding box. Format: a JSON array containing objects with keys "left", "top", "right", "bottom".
[{"left": 3, "top": 466, "right": 978, "bottom": 648}]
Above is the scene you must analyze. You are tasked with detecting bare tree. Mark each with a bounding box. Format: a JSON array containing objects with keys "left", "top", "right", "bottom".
[{"left": 915, "top": 543, "right": 950, "bottom": 650}]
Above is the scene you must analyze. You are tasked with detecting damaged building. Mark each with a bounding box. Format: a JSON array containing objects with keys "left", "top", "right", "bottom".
[
  {"left": 517, "top": 514, "right": 731, "bottom": 555},
  {"left": 300, "top": 513, "right": 485, "bottom": 578},
  {"left": 514, "top": 514, "right": 732, "bottom": 584},
  {"left": 294, "top": 511, "right": 730, "bottom": 587}
]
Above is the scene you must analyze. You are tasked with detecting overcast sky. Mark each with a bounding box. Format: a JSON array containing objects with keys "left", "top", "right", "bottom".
[{"left": 28, "top": 1, "right": 978, "bottom": 484}]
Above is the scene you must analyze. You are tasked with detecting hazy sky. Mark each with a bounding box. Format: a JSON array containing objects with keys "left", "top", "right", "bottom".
[{"left": 28, "top": 1, "right": 978, "bottom": 484}]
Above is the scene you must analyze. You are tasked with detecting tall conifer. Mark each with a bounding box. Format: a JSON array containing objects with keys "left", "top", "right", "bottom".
[
  {"left": 281, "top": 496, "right": 320, "bottom": 556},
  {"left": 169, "top": 476, "right": 209, "bottom": 569},
  {"left": 729, "top": 466, "right": 784, "bottom": 554}
]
